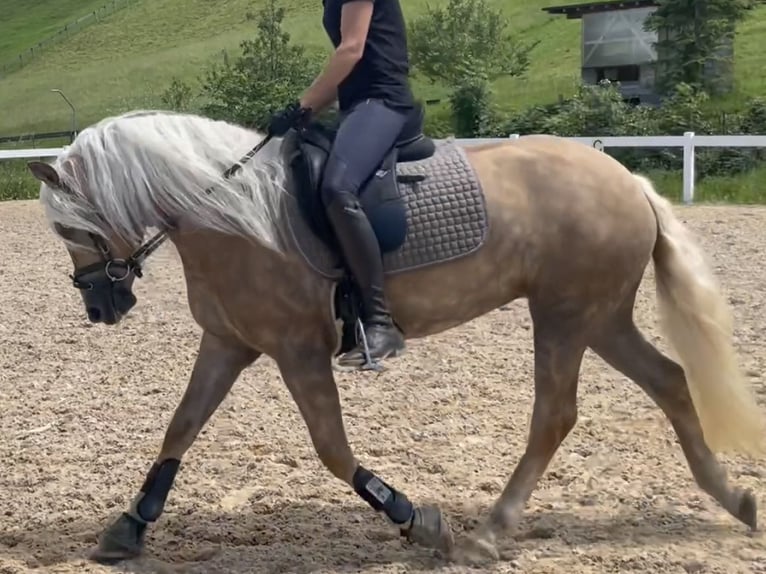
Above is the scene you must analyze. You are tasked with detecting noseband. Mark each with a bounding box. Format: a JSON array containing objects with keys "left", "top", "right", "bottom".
[
  {"left": 69, "top": 230, "right": 168, "bottom": 291},
  {"left": 65, "top": 131, "right": 275, "bottom": 292}
]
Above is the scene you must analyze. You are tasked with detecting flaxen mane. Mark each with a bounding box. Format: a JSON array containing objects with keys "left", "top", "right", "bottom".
[{"left": 38, "top": 110, "right": 289, "bottom": 252}]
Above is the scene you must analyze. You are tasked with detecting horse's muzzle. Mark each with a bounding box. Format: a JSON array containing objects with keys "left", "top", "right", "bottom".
[{"left": 82, "top": 283, "right": 137, "bottom": 325}]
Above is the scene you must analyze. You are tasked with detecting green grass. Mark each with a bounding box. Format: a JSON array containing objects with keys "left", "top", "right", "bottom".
[
  {"left": 0, "top": 0, "right": 124, "bottom": 65},
  {"left": 706, "top": 9, "right": 766, "bottom": 113},
  {"left": 0, "top": 0, "right": 582, "bottom": 135},
  {"left": 0, "top": 160, "right": 42, "bottom": 200},
  {"left": 644, "top": 166, "right": 766, "bottom": 203}
]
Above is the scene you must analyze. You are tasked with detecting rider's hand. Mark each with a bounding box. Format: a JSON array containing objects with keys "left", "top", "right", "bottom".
[{"left": 267, "top": 101, "right": 311, "bottom": 136}]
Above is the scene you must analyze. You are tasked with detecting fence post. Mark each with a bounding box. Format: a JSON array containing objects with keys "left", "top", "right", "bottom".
[{"left": 683, "top": 131, "right": 695, "bottom": 204}]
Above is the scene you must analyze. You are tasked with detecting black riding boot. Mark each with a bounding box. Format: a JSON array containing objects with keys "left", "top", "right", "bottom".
[{"left": 325, "top": 193, "right": 405, "bottom": 367}]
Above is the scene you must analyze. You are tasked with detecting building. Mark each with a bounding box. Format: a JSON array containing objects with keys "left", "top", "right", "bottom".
[{"left": 542, "top": 0, "right": 734, "bottom": 105}]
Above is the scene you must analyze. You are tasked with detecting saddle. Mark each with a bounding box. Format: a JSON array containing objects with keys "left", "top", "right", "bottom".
[
  {"left": 277, "top": 105, "right": 488, "bottom": 359},
  {"left": 280, "top": 104, "right": 436, "bottom": 255}
]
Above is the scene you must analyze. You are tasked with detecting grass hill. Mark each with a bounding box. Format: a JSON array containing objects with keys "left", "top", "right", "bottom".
[
  {"left": 0, "top": 0, "right": 764, "bottom": 138},
  {"left": 0, "top": 0, "right": 597, "bottom": 135},
  {"left": 0, "top": 0, "right": 765, "bottom": 202},
  {"left": 0, "top": 0, "right": 116, "bottom": 63}
]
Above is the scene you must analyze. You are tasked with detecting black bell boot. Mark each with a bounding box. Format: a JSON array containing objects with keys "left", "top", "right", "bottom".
[{"left": 325, "top": 193, "right": 405, "bottom": 368}]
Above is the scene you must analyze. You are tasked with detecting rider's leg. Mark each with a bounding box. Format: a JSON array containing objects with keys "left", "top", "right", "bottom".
[{"left": 320, "top": 98, "right": 409, "bottom": 366}]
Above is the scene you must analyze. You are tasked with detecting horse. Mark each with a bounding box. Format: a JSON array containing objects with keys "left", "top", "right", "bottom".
[{"left": 26, "top": 108, "right": 764, "bottom": 565}]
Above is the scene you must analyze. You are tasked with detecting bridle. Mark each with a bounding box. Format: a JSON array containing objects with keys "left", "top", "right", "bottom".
[
  {"left": 69, "top": 230, "right": 168, "bottom": 291},
  {"left": 67, "top": 133, "right": 275, "bottom": 292}
]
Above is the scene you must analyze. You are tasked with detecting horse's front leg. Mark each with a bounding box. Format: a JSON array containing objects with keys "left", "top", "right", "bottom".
[
  {"left": 91, "top": 331, "right": 260, "bottom": 563},
  {"left": 275, "top": 346, "right": 454, "bottom": 554}
]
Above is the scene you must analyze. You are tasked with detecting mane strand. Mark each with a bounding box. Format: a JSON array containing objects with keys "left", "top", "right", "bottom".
[{"left": 38, "top": 110, "right": 289, "bottom": 253}]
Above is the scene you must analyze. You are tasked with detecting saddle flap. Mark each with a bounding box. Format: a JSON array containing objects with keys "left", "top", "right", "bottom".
[
  {"left": 282, "top": 126, "right": 337, "bottom": 245},
  {"left": 359, "top": 146, "right": 408, "bottom": 253}
]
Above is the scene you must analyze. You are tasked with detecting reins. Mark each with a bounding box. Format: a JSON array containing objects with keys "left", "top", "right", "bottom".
[{"left": 119, "top": 133, "right": 276, "bottom": 278}]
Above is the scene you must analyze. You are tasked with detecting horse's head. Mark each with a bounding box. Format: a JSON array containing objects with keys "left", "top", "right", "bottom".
[
  {"left": 27, "top": 110, "right": 290, "bottom": 325},
  {"left": 28, "top": 160, "right": 141, "bottom": 325}
]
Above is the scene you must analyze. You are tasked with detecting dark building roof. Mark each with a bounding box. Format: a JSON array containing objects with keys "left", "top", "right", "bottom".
[{"left": 542, "top": 0, "right": 658, "bottom": 19}]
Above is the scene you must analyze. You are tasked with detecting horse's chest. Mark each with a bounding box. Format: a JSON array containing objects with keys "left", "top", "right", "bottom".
[{"left": 184, "top": 274, "right": 335, "bottom": 355}]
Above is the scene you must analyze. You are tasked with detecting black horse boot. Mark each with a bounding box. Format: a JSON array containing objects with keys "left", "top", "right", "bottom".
[{"left": 325, "top": 192, "right": 405, "bottom": 368}]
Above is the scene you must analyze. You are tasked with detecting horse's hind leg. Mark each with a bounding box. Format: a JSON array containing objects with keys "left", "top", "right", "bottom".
[
  {"left": 91, "top": 331, "right": 260, "bottom": 563},
  {"left": 458, "top": 301, "right": 589, "bottom": 561},
  {"left": 590, "top": 306, "right": 757, "bottom": 530}
]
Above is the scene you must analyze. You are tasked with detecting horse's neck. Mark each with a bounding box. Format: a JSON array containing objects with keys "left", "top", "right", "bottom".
[{"left": 170, "top": 227, "right": 284, "bottom": 288}]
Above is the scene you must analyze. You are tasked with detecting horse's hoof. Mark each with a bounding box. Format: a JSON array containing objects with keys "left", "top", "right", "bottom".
[
  {"left": 452, "top": 525, "right": 500, "bottom": 566},
  {"left": 403, "top": 505, "right": 454, "bottom": 555},
  {"left": 739, "top": 489, "right": 758, "bottom": 531},
  {"left": 90, "top": 512, "right": 147, "bottom": 564}
]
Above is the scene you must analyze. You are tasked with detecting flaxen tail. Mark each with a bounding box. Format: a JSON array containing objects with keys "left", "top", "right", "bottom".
[{"left": 636, "top": 174, "right": 765, "bottom": 456}]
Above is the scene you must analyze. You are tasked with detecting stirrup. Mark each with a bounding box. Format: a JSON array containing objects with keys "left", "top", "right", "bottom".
[{"left": 356, "top": 318, "right": 386, "bottom": 372}]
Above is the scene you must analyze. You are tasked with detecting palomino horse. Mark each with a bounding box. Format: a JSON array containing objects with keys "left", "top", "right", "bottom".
[{"left": 27, "top": 109, "right": 764, "bottom": 565}]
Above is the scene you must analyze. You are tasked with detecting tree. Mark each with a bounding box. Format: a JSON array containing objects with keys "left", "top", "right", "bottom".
[
  {"left": 160, "top": 77, "right": 194, "bottom": 112},
  {"left": 198, "top": 0, "right": 322, "bottom": 130},
  {"left": 540, "top": 81, "right": 645, "bottom": 138},
  {"left": 644, "top": 0, "right": 750, "bottom": 96},
  {"left": 408, "top": 0, "right": 536, "bottom": 136}
]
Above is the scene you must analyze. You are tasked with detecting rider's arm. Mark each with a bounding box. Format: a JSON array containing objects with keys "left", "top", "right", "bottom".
[{"left": 299, "top": 0, "right": 372, "bottom": 113}]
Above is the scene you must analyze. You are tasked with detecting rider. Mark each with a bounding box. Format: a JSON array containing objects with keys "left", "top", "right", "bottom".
[{"left": 268, "top": 0, "right": 417, "bottom": 366}]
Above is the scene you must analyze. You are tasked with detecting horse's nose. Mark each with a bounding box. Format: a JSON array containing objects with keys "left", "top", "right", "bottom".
[{"left": 87, "top": 307, "right": 102, "bottom": 323}]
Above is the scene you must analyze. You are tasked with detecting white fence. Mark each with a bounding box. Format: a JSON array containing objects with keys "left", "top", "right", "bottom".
[
  {"left": 3, "top": 132, "right": 766, "bottom": 203},
  {"left": 0, "top": 148, "right": 68, "bottom": 160}
]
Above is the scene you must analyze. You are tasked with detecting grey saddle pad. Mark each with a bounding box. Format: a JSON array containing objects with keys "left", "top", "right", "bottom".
[{"left": 284, "top": 139, "right": 489, "bottom": 280}]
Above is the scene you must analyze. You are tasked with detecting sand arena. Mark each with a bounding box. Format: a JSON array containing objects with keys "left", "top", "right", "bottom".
[{"left": 1, "top": 200, "right": 765, "bottom": 573}]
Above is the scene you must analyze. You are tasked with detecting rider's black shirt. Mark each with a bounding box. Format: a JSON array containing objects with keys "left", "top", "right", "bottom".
[{"left": 322, "top": 0, "right": 415, "bottom": 113}]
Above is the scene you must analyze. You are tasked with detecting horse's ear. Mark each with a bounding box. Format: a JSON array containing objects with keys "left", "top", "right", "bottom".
[{"left": 27, "top": 161, "right": 61, "bottom": 188}]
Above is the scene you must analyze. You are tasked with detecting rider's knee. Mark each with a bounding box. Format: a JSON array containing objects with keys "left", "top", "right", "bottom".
[{"left": 321, "top": 162, "right": 360, "bottom": 208}]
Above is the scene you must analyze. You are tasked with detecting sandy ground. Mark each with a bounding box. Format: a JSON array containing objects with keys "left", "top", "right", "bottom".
[{"left": 1, "top": 199, "right": 766, "bottom": 574}]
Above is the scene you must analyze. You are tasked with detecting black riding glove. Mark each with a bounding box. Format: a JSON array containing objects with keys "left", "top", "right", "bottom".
[{"left": 267, "top": 101, "right": 311, "bottom": 136}]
